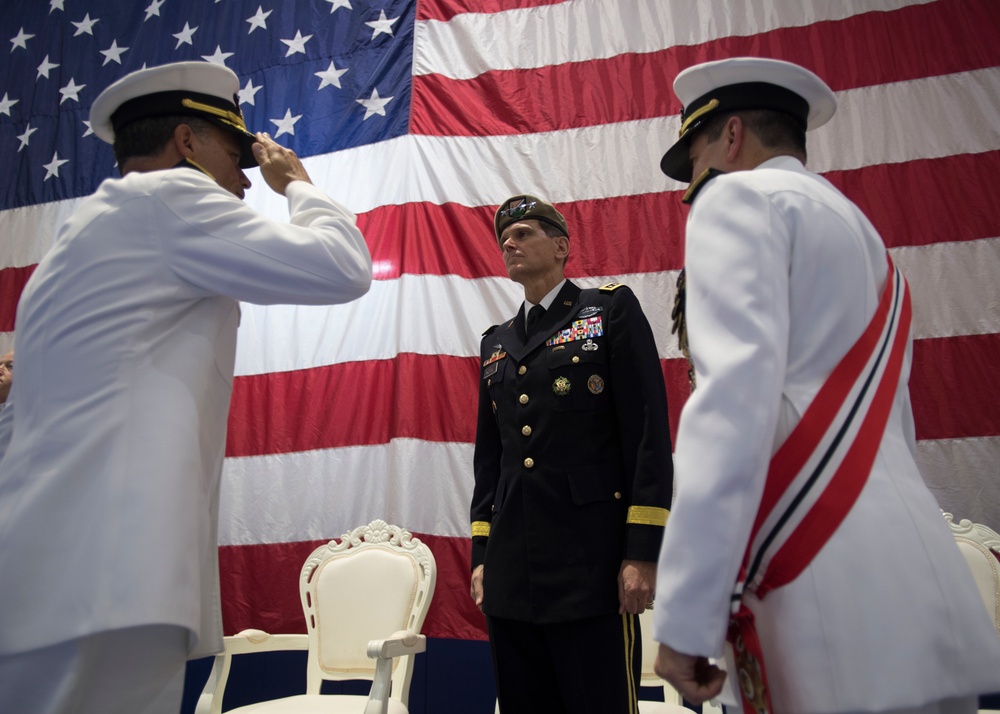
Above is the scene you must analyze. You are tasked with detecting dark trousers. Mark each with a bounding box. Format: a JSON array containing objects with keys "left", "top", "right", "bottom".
[{"left": 487, "top": 611, "right": 641, "bottom": 714}]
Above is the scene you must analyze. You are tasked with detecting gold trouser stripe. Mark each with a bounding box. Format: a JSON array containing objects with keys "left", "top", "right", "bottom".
[
  {"left": 471, "top": 521, "right": 491, "bottom": 538},
  {"left": 621, "top": 612, "right": 638, "bottom": 714},
  {"left": 627, "top": 506, "right": 669, "bottom": 527}
]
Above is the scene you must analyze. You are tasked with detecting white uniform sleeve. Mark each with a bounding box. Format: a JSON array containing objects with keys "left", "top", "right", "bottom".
[
  {"left": 0, "top": 394, "right": 13, "bottom": 465},
  {"left": 653, "top": 176, "right": 791, "bottom": 657},
  {"left": 154, "top": 171, "right": 372, "bottom": 305}
]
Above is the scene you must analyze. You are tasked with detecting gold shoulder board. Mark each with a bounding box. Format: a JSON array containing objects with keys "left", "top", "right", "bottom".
[{"left": 599, "top": 282, "right": 626, "bottom": 293}]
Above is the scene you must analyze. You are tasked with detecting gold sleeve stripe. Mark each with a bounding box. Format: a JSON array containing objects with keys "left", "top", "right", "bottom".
[
  {"left": 471, "top": 521, "right": 491, "bottom": 538},
  {"left": 627, "top": 506, "right": 669, "bottom": 526}
]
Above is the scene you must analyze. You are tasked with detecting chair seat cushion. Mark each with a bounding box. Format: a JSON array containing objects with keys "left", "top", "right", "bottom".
[{"left": 229, "top": 693, "right": 409, "bottom": 714}]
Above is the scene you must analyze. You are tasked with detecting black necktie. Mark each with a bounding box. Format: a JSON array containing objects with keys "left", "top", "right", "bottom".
[{"left": 525, "top": 304, "right": 545, "bottom": 337}]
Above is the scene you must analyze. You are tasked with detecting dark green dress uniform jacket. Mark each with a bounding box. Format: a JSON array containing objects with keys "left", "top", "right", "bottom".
[{"left": 470, "top": 279, "right": 674, "bottom": 623}]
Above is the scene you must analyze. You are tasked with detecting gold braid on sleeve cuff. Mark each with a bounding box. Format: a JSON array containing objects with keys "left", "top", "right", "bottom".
[
  {"left": 471, "top": 521, "right": 491, "bottom": 538},
  {"left": 627, "top": 506, "right": 669, "bottom": 527}
]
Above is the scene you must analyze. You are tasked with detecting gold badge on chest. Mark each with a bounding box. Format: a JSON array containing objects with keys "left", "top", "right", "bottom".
[
  {"left": 552, "top": 376, "right": 571, "bottom": 396},
  {"left": 587, "top": 374, "right": 605, "bottom": 394}
]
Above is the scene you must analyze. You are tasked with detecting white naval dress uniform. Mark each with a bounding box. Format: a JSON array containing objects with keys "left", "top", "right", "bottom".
[
  {"left": 0, "top": 167, "right": 372, "bottom": 662},
  {"left": 654, "top": 156, "right": 1000, "bottom": 712}
]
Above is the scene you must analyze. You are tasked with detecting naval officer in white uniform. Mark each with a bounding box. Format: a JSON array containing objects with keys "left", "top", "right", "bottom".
[
  {"left": 652, "top": 57, "right": 1000, "bottom": 713},
  {"left": 0, "top": 61, "right": 372, "bottom": 713}
]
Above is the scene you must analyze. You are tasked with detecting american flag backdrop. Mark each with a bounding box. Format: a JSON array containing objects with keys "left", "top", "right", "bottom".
[{"left": 2, "top": 0, "right": 1000, "bottom": 691}]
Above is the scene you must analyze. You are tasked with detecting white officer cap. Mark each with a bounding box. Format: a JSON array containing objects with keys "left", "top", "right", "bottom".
[
  {"left": 660, "top": 57, "right": 836, "bottom": 182},
  {"left": 90, "top": 61, "right": 258, "bottom": 167}
]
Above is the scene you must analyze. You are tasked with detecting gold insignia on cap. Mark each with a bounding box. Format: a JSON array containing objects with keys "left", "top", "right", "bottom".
[
  {"left": 181, "top": 97, "right": 249, "bottom": 133},
  {"left": 679, "top": 98, "right": 720, "bottom": 138}
]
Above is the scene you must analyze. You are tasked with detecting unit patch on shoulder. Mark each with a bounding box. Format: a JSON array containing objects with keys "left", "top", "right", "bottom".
[{"left": 599, "top": 282, "right": 626, "bottom": 293}]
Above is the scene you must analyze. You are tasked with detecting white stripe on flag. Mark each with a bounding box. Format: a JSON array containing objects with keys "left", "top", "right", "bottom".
[
  {"left": 219, "top": 438, "right": 475, "bottom": 546},
  {"left": 233, "top": 271, "right": 682, "bottom": 376},
  {"left": 3, "top": 68, "right": 999, "bottom": 268},
  {"left": 413, "top": 0, "right": 931, "bottom": 79},
  {"left": 890, "top": 237, "right": 1000, "bottom": 340},
  {"left": 217, "top": 433, "right": 1000, "bottom": 548}
]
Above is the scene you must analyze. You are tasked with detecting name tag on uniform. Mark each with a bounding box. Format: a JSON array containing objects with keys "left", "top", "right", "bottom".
[{"left": 546, "top": 317, "right": 603, "bottom": 346}]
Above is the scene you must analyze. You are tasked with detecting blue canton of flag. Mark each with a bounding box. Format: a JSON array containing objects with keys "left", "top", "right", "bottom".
[{"left": 0, "top": 0, "right": 414, "bottom": 210}]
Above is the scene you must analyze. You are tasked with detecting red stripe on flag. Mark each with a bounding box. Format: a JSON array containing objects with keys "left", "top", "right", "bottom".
[
  {"left": 360, "top": 193, "right": 689, "bottom": 281},
  {"left": 826, "top": 151, "right": 1000, "bottom": 250},
  {"left": 0, "top": 264, "right": 35, "bottom": 332},
  {"left": 226, "top": 354, "right": 480, "bottom": 458},
  {"left": 411, "top": 0, "right": 1000, "bottom": 137},
  {"left": 911, "top": 333, "right": 1000, "bottom": 440},
  {"left": 226, "top": 354, "right": 692, "bottom": 457},
  {"left": 219, "top": 533, "right": 488, "bottom": 641},
  {"left": 417, "top": 0, "right": 567, "bottom": 23},
  {"left": 662, "top": 356, "right": 691, "bottom": 441},
  {"left": 3, "top": 151, "right": 997, "bottom": 329},
  {"left": 361, "top": 152, "right": 999, "bottom": 281}
]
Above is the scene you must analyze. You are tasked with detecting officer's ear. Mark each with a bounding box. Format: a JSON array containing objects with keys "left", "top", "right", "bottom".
[
  {"left": 553, "top": 234, "right": 569, "bottom": 261},
  {"left": 172, "top": 123, "right": 198, "bottom": 159}
]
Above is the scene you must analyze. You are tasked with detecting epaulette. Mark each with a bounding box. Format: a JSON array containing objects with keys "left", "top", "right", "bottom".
[
  {"left": 481, "top": 324, "right": 499, "bottom": 337},
  {"left": 598, "top": 282, "right": 626, "bottom": 293},
  {"left": 682, "top": 168, "right": 726, "bottom": 205}
]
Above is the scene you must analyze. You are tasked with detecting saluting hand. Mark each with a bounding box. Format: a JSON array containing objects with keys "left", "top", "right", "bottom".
[{"left": 252, "top": 132, "right": 312, "bottom": 196}]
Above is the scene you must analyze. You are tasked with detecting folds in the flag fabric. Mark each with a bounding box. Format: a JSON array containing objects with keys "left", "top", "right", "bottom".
[{"left": 0, "top": 0, "right": 998, "bottom": 643}]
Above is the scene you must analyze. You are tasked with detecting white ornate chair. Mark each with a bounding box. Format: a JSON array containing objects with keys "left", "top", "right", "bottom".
[
  {"left": 195, "top": 520, "right": 436, "bottom": 714},
  {"left": 944, "top": 512, "right": 1000, "bottom": 635},
  {"left": 944, "top": 513, "right": 1000, "bottom": 714}
]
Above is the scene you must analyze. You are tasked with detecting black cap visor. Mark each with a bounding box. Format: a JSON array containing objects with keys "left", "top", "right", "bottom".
[
  {"left": 660, "top": 82, "right": 808, "bottom": 183},
  {"left": 112, "top": 90, "right": 259, "bottom": 168}
]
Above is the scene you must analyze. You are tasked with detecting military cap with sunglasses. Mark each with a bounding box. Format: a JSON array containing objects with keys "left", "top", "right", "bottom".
[
  {"left": 90, "top": 61, "right": 259, "bottom": 168},
  {"left": 660, "top": 57, "right": 837, "bottom": 182},
  {"left": 494, "top": 194, "right": 569, "bottom": 246}
]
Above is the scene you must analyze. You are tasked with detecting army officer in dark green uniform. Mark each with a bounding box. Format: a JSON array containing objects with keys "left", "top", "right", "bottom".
[{"left": 470, "top": 194, "right": 674, "bottom": 713}]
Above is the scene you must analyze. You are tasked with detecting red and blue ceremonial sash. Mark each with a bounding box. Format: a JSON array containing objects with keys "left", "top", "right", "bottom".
[{"left": 726, "top": 255, "right": 912, "bottom": 713}]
